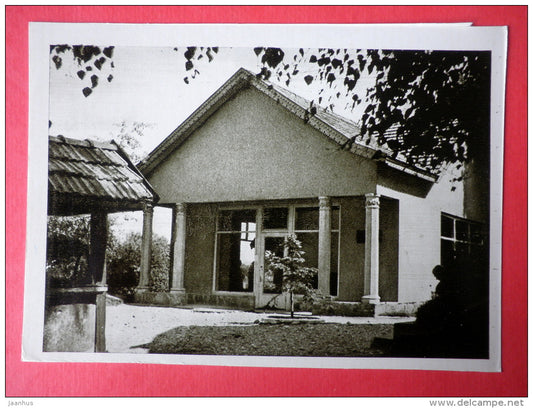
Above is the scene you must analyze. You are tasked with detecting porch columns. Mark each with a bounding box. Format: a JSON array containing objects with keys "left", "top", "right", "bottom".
[
  {"left": 362, "top": 193, "right": 380, "bottom": 304},
  {"left": 137, "top": 201, "right": 153, "bottom": 291},
  {"left": 318, "top": 196, "right": 331, "bottom": 296},
  {"left": 170, "top": 202, "right": 186, "bottom": 293}
]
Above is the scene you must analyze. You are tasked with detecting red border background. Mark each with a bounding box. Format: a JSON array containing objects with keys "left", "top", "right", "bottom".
[{"left": 6, "top": 6, "right": 527, "bottom": 397}]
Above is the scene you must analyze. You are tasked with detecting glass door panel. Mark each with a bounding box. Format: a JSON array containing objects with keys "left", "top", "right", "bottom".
[{"left": 263, "top": 236, "right": 285, "bottom": 294}]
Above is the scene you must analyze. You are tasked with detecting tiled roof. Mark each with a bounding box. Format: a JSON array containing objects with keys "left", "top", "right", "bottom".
[
  {"left": 269, "top": 83, "right": 361, "bottom": 141},
  {"left": 48, "top": 136, "right": 157, "bottom": 215}
]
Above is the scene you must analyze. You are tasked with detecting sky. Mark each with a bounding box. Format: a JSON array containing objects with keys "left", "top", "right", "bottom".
[
  {"left": 48, "top": 46, "right": 375, "bottom": 240},
  {"left": 48, "top": 46, "right": 374, "bottom": 154}
]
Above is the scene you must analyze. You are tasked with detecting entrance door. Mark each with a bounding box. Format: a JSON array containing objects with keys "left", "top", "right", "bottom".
[{"left": 254, "top": 233, "right": 289, "bottom": 309}]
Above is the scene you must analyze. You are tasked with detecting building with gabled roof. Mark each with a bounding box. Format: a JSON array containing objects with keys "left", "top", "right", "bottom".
[{"left": 136, "top": 68, "right": 487, "bottom": 314}]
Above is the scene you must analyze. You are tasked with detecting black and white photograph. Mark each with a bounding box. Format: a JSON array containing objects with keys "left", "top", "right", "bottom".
[{"left": 24, "top": 23, "right": 506, "bottom": 371}]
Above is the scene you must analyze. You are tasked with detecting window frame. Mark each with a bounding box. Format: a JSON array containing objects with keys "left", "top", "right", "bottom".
[
  {"left": 212, "top": 202, "right": 341, "bottom": 296},
  {"left": 440, "top": 212, "right": 486, "bottom": 266}
]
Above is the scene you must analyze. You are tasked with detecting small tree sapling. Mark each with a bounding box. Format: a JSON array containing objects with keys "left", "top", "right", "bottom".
[{"left": 265, "top": 234, "right": 318, "bottom": 318}]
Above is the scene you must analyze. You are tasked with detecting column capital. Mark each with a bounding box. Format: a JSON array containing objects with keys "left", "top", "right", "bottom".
[
  {"left": 319, "top": 196, "right": 330, "bottom": 208},
  {"left": 365, "top": 193, "right": 380, "bottom": 209},
  {"left": 143, "top": 200, "right": 154, "bottom": 213},
  {"left": 175, "top": 202, "right": 186, "bottom": 214},
  {"left": 363, "top": 193, "right": 380, "bottom": 305}
]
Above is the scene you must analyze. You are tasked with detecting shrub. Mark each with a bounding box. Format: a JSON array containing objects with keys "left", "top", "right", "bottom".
[
  {"left": 107, "top": 232, "right": 170, "bottom": 298},
  {"left": 47, "top": 215, "right": 170, "bottom": 298},
  {"left": 46, "top": 215, "right": 92, "bottom": 288}
]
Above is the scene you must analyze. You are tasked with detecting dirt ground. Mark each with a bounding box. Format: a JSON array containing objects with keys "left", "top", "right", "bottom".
[{"left": 105, "top": 303, "right": 414, "bottom": 355}]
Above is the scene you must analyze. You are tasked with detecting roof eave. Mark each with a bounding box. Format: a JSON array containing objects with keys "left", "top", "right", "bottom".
[{"left": 378, "top": 157, "right": 438, "bottom": 182}]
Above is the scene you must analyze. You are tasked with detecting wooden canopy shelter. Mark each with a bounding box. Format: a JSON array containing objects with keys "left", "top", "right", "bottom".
[{"left": 45, "top": 135, "right": 157, "bottom": 352}]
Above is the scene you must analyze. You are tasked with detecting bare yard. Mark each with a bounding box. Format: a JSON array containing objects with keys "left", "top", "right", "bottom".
[{"left": 105, "top": 303, "right": 413, "bottom": 356}]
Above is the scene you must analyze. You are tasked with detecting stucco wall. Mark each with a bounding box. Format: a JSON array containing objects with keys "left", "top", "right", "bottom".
[
  {"left": 464, "top": 157, "right": 490, "bottom": 224},
  {"left": 330, "top": 195, "right": 398, "bottom": 302},
  {"left": 379, "top": 197, "right": 399, "bottom": 302},
  {"left": 184, "top": 203, "right": 218, "bottom": 294},
  {"left": 336, "top": 196, "right": 365, "bottom": 301},
  {"left": 377, "top": 166, "right": 467, "bottom": 302},
  {"left": 147, "top": 87, "right": 377, "bottom": 204}
]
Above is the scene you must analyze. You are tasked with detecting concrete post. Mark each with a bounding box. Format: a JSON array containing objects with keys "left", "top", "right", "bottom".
[
  {"left": 362, "top": 193, "right": 380, "bottom": 304},
  {"left": 318, "top": 196, "right": 331, "bottom": 295},
  {"left": 137, "top": 201, "right": 153, "bottom": 291},
  {"left": 170, "top": 202, "right": 186, "bottom": 293}
]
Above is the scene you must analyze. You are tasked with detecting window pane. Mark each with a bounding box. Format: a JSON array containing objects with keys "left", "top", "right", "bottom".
[
  {"left": 218, "top": 209, "right": 256, "bottom": 232},
  {"left": 295, "top": 207, "right": 319, "bottom": 230},
  {"left": 470, "top": 223, "right": 485, "bottom": 245},
  {"left": 296, "top": 232, "right": 319, "bottom": 290},
  {"left": 263, "top": 207, "right": 288, "bottom": 229},
  {"left": 441, "top": 239, "right": 454, "bottom": 267},
  {"left": 216, "top": 233, "right": 254, "bottom": 292},
  {"left": 456, "top": 220, "right": 469, "bottom": 241},
  {"left": 331, "top": 206, "right": 340, "bottom": 230},
  {"left": 296, "top": 232, "right": 319, "bottom": 268},
  {"left": 456, "top": 242, "right": 470, "bottom": 260},
  {"left": 330, "top": 232, "right": 339, "bottom": 296},
  {"left": 441, "top": 215, "right": 454, "bottom": 238},
  {"left": 264, "top": 236, "right": 286, "bottom": 293}
]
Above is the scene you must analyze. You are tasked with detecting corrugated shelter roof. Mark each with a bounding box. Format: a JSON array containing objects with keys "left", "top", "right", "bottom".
[
  {"left": 138, "top": 68, "right": 436, "bottom": 182},
  {"left": 48, "top": 136, "right": 158, "bottom": 216}
]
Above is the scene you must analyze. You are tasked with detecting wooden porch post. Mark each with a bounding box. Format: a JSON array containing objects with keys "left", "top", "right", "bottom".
[
  {"left": 362, "top": 193, "right": 381, "bottom": 304},
  {"left": 88, "top": 212, "right": 108, "bottom": 285},
  {"left": 88, "top": 211, "right": 108, "bottom": 352},
  {"left": 318, "top": 196, "right": 331, "bottom": 295}
]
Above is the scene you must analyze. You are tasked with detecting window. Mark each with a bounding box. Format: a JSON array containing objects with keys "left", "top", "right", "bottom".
[
  {"left": 215, "top": 210, "right": 256, "bottom": 292},
  {"left": 215, "top": 204, "right": 341, "bottom": 296},
  {"left": 294, "top": 206, "right": 340, "bottom": 296},
  {"left": 262, "top": 207, "right": 289, "bottom": 230},
  {"left": 440, "top": 213, "right": 486, "bottom": 267}
]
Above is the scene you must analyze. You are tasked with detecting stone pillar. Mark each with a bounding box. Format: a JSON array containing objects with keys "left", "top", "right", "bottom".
[
  {"left": 362, "top": 193, "right": 380, "bottom": 304},
  {"left": 137, "top": 201, "right": 153, "bottom": 292},
  {"left": 170, "top": 203, "right": 186, "bottom": 293},
  {"left": 318, "top": 196, "right": 331, "bottom": 295}
]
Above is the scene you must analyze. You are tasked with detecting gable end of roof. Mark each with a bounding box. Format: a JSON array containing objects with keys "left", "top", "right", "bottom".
[{"left": 139, "top": 68, "right": 438, "bottom": 183}]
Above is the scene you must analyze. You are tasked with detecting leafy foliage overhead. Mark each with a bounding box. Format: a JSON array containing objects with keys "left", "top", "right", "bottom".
[
  {"left": 51, "top": 45, "right": 115, "bottom": 98},
  {"left": 252, "top": 47, "right": 491, "bottom": 170}
]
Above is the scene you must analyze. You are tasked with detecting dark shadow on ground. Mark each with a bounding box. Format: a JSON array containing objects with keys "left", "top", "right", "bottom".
[
  {"left": 145, "top": 322, "right": 396, "bottom": 357},
  {"left": 374, "top": 260, "right": 490, "bottom": 359}
]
